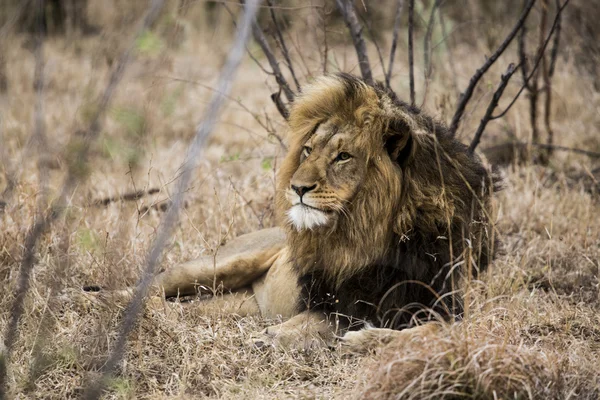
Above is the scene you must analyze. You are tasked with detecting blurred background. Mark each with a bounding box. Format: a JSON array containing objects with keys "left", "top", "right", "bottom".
[{"left": 0, "top": 1, "right": 599, "bottom": 398}]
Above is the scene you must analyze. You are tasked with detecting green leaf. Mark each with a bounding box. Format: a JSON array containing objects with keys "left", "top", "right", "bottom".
[
  {"left": 112, "top": 107, "right": 145, "bottom": 138},
  {"left": 136, "top": 30, "right": 164, "bottom": 56},
  {"left": 261, "top": 157, "right": 273, "bottom": 171}
]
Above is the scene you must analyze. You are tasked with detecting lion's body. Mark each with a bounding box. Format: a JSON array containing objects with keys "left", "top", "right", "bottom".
[{"left": 92, "top": 73, "right": 498, "bottom": 350}]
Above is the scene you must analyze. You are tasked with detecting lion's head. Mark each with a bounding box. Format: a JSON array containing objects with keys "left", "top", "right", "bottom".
[{"left": 277, "top": 74, "right": 497, "bottom": 312}]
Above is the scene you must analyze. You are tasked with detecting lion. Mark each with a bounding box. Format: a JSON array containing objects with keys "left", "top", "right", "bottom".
[{"left": 86, "top": 73, "right": 498, "bottom": 351}]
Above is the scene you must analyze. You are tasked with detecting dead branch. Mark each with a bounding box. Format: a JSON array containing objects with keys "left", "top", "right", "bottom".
[
  {"left": 320, "top": 4, "right": 329, "bottom": 74},
  {"left": 408, "top": 0, "right": 415, "bottom": 106},
  {"left": 469, "top": 63, "right": 520, "bottom": 153},
  {"left": 540, "top": 0, "right": 553, "bottom": 159},
  {"left": 271, "top": 88, "right": 289, "bottom": 119},
  {"left": 484, "top": 142, "right": 600, "bottom": 159},
  {"left": 358, "top": 11, "right": 387, "bottom": 80},
  {"left": 251, "top": 18, "right": 295, "bottom": 102},
  {"left": 236, "top": 1, "right": 295, "bottom": 121},
  {"left": 80, "top": 1, "right": 261, "bottom": 399},
  {"left": 438, "top": 8, "right": 459, "bottom": 95},
  {"left": 518, "top": 25, "right": 530, "bottom": 89},
  {"left": 520, "top": 22, "right": 540, "bottom": 143},
  {"left": 266, "top": 0, "right": 301, "bottom": 92},
  {"left": 335, "top": 0, "right": 374, "bottom": 85},
  {"left": 491, "top": 0, "right": 569, "bottom": 120},
  {"left": 0, "top": 0, "right": 166, "bottom": 396},
  {"left": 32, "top": 0, "right": 49, "bottom": 213},
  {"left": 448, "top": 0, "right": 536, "bottom": 137},
  {"left": 424, "top": 0, "right": 443, "bottom": 80},
  {"left": 386, "top": 0, "right": 404, "bottom": 89},
  {"left": 548, "top": 0, "right": 562, "bottom": 77}
]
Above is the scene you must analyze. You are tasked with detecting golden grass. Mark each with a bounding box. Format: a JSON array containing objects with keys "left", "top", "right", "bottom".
[{"left": 1, "top": 2, "right": 599, "bottom": 398}]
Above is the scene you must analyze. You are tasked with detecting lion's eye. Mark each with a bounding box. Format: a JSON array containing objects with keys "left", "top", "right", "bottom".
[
  {"left": 335, "top": 152, "right": 352, "bottom": 162},
  {"left": 302, "top": 146, "right": 312, "bottom": 157}
]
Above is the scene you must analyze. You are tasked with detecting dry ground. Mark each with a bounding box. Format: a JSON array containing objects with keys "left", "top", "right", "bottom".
[{"left": 1, "top": 3, "right": 599, "bottom": 399}]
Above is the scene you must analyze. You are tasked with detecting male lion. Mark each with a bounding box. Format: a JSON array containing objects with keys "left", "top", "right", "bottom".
[{"left": 90, "top": 73, "right": 498, "bottom": 350}]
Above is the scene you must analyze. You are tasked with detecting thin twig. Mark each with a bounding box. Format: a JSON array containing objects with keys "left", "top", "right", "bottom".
[
  {"left": 449, "top": 0, "right": 536, "bottom": 137},
  {"left": 358, "top": 14, "right": 386, "bottom": 80},
  {"left": 0, "top": 1, "right": 166, "bottom": 396},
  {"left": 518, "top": 24, "right": 530, "bottom": 90},
  {"left": 271, "top": 88, "right": 289, "bottom": 119},
  {"left": 548, "top": 0, "right": 562, "bottom": 77},
  {"left": 221, "top": 3, "right": 272, "bottom": 76},
  {"left": 521, "top": 20, "right": 540, "bottom": 144},
  {"left": 491, "top": 0, "right": 569, "bottom": 120},
  {"left": 80, "top": 1, "right": 260, "bottom": 398},
  {"left": 408, "top": 0, "right": 415, "bottom": 106},
  {"left": 266, "top": 0, "right": 301, "bottom": 91},
  {"left": 223, "top": 2, "right": 292, "bottom": 119},
  {"left": 335, "top": 0, "right": 374, "bottom": 85},
  {"left": 386, "top": 0, "right": 404, "bottom": 89},
  {"left": 469, "top": 63, "right": 519, "bottom": 153},
  {"left": 424, "top": 0, "right": 443, "bottom": 80},
  {"left": 484, "top": 142, "right": 600, "bottom": 159},
  {"left": 32, "top": 0, "right": 49, "bottom": 213},
  {"left": 438, "top": 8, "right": 459, "bottom": 96},
  {"left": 248, "top": 5, "right": 294, "bottom": 102},
  {"left": 539, "top": 0, "right": 553, "bottom": 158},
  {"left": 320, "top": 3, "right": 329, "bottom": 74}
]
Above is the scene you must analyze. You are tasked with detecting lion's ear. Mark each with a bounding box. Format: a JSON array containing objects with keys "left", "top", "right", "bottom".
[{"left": 384, "top": 118, "right": 414, "bottom": 167}]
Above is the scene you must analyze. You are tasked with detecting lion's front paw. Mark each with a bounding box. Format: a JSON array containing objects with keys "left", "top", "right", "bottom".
[
  {"left": 340, "top": 327, "right": 400, "bottom": 353},
  {"left": 340, "top": 324, "right": 441, "bottom": 353}
]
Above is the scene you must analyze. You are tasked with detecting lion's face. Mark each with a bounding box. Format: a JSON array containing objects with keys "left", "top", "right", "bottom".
[{"left": 285, "top": 120, "right": 369, "bottom": 230}]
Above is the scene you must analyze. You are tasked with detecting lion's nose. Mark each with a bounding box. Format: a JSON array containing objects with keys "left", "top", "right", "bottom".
[{"left": 291, "top": 184, "right": 317, "bottom": 197}]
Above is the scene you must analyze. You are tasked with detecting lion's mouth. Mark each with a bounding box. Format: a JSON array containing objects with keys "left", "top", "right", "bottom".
[
  {"left": 287, "top": 203, "right": 332, "bottom": 231},
  {"left": 295, "top": 202, "right": 328, "bottom": 212}
]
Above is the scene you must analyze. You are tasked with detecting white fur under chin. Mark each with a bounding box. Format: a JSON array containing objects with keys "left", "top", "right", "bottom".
[{"left": 287, "top": 205, "right": 330, "bottom": 231}]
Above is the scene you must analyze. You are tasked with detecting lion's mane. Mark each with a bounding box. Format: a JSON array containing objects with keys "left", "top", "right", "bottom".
[{"left": 277, "top": 73, "right": 499, "bottom": 329}]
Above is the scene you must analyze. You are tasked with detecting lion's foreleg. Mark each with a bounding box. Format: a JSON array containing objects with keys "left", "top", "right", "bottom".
[{"left": 152, "top": 227, "right": 287, "bottom": 298}]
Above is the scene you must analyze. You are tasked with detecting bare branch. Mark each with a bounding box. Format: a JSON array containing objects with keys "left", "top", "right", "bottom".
[
  {"left": 469, "top": 63, "right": 520, "bottom": 153},
  {"left": 485, "top": 142, "right": 600, "bottom": 159},
  {"left": 386, "top": 0, "right": 404, "bottom": 89},
  {"left": 548, "top": 0, "right": 562, "bottom": 77},
  {"left": 438, "top": 8, "right": 459, "bottom": 95},
  {"left": 266, "top": 0, "right": 301, "bottom": 91},
  {"left": 0, "top": 0, "right": 166, "bottom": 396},
  {"left": 518, "top": 25, "right": 530, "bottom": 90},
  {"left": 449, "top": 0, "right": 536, "bottom": 137},
  {"left": 32, "top": 0, "right": 49, "bottom": 212},
  {"left": 80, "top": 1, "right": 261, "bottom": 398},
  {"left": 320, "top": 4, "right": 329, "bottom": 74},
  {"left": 408, "top": 0, "right": 415, "bottom": 106},
  {"left": 491, "top": 0, "right": 569, "bottom": 120},
  {"left": 424, "top": 0, "right": 443, "bottom": 80},
  {"left": 222, "top": 3, "right": 272, "bottom": 76},
  {"left": 271, "top": 88, "right": 289, "bottom": 119},
  {"left": 358, "top": 12, "right": 387, "bottom": 80},
  {"left": 249, "top": 9, "right": 294, "bottom": 103},
  {"left": 334, "top": 0, "right": 374, "bottom": 85}
]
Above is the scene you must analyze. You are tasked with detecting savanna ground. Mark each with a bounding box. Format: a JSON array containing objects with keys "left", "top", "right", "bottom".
[{"left": 1, "top": 1, "right": 599, "bottom": 398}]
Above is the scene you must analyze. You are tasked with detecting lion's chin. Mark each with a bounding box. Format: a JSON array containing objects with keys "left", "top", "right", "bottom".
[{"left": 286, "top": 204, "right": 330, "bottom": 231}]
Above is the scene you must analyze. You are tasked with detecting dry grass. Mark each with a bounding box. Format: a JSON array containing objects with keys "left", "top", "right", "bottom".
[{"left": 1, "top": 1, "right": 599, "bottom": 398}]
